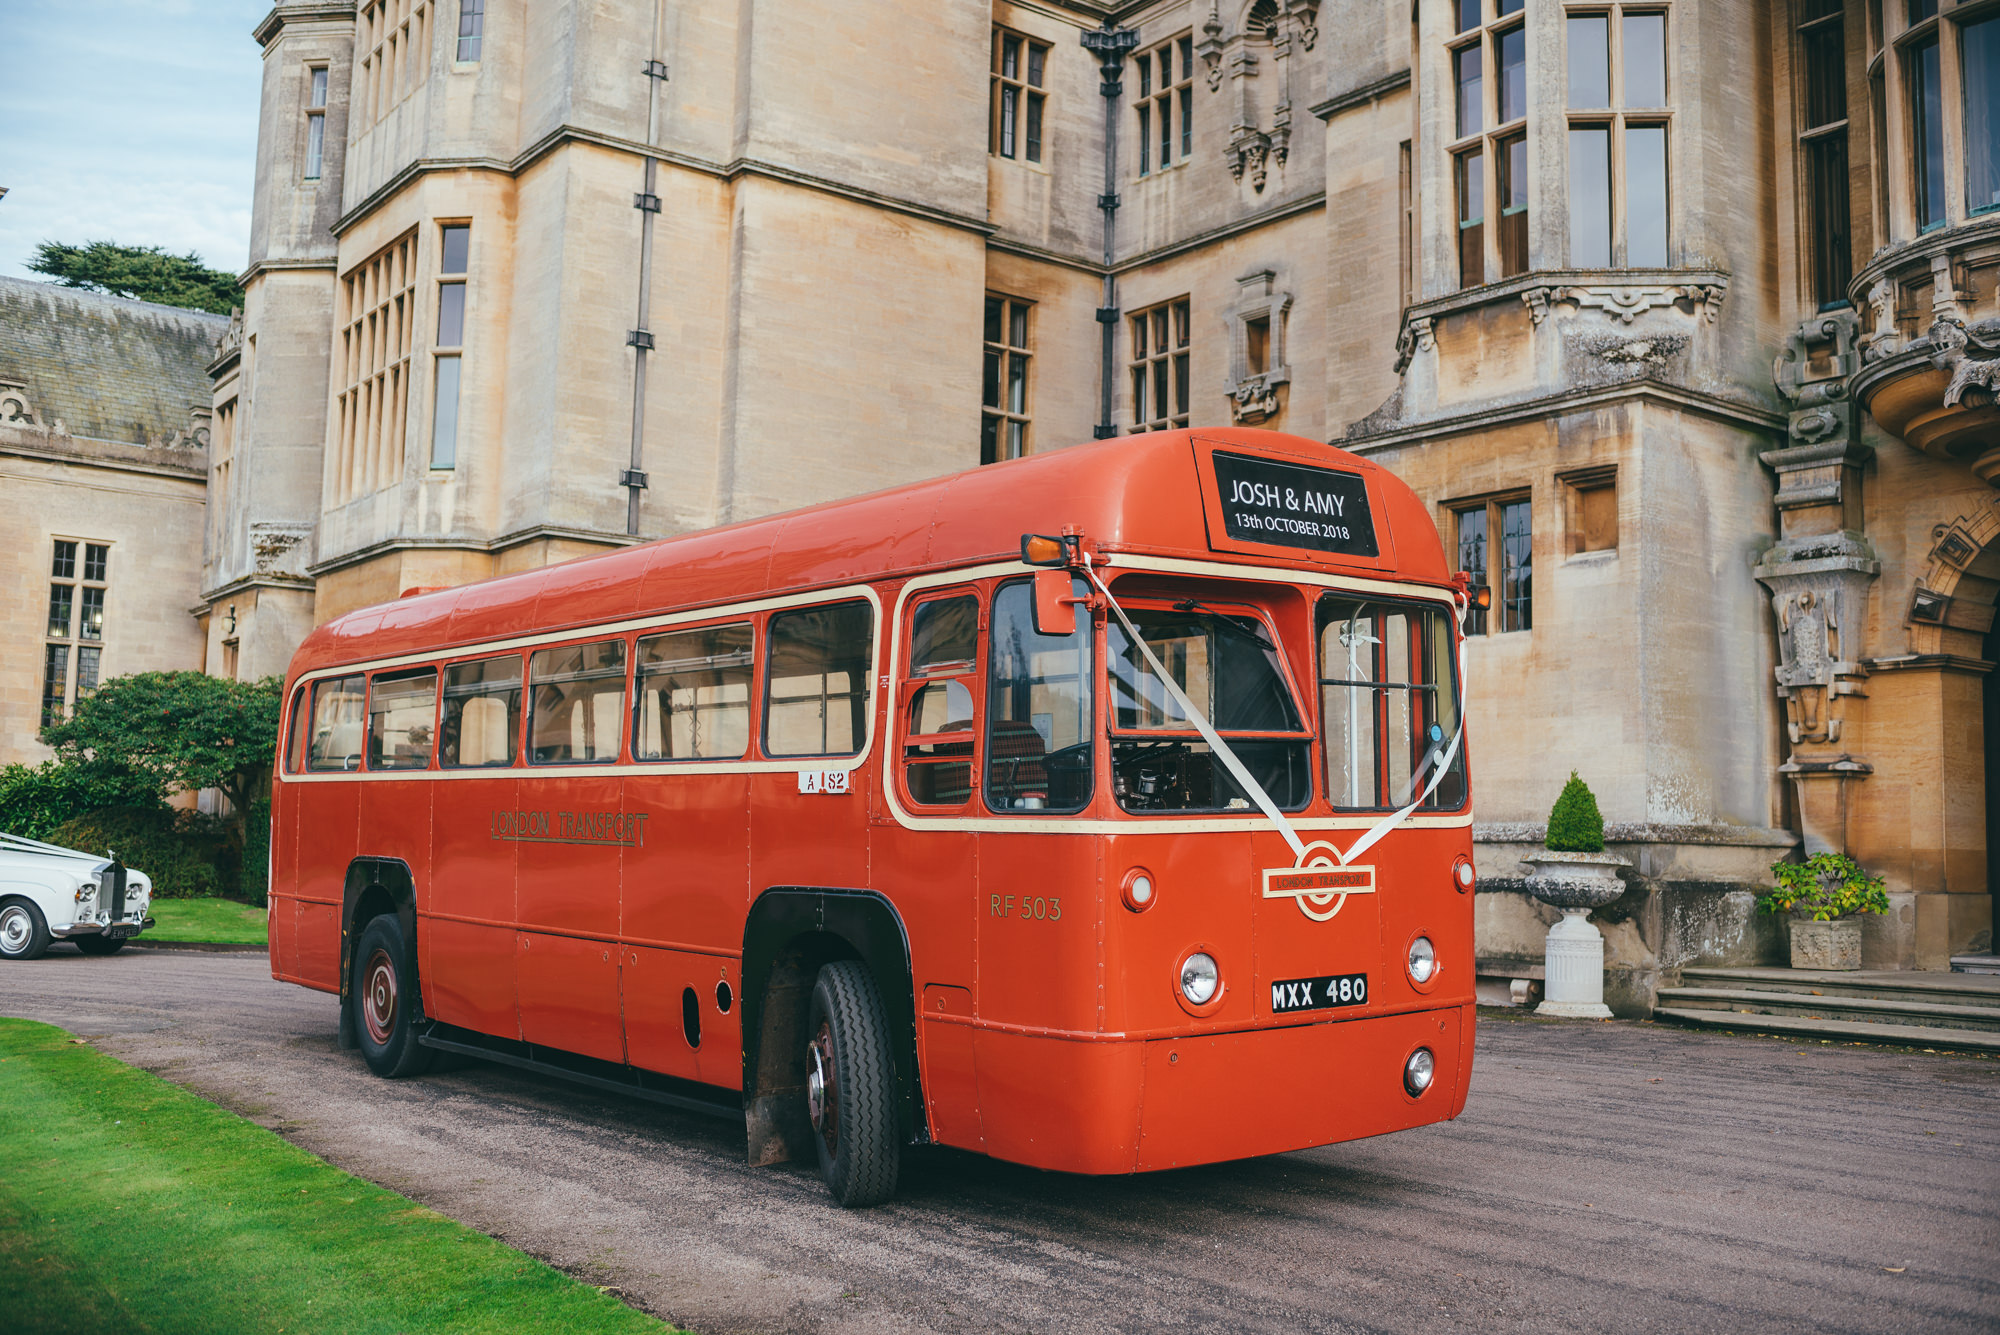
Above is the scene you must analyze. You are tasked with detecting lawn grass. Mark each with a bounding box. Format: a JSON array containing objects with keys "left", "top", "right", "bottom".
[
  {"left": 0, "top": 1018, "right": 673, "bottom": 1334},
  {"left": 143, "top": 897, "right": 268, "bottom": 945}
]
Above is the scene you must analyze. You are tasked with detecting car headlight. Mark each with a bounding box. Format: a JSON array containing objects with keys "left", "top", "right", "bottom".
[
  {"left": 1179, "top": 952, "right": 1219, "bottom": 1005},
  {"left": 1404, "top": 1048, "right": 1436, "bottom": 1096},
  {"left": 1408, "top": 935, "right": 1437, "bottom": 984}
]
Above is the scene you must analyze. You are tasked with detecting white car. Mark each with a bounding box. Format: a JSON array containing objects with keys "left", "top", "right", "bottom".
[{"left": 0, "top": 832, "right": 154, "bottom": 960}]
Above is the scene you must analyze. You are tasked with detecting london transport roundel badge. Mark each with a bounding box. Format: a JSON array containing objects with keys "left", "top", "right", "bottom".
[{"left": 1261, "top": 841, "right": 1376, "bottom": 922}]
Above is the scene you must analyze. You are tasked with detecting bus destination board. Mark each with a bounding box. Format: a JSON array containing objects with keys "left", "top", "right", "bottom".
[{"left": 1212, "top": 451, "right": 1379, "bottom": 557}]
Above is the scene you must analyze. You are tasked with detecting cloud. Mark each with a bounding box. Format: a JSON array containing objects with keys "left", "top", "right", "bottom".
[{"left": 0, "top": 2, "right": 267, "bottom": 280}]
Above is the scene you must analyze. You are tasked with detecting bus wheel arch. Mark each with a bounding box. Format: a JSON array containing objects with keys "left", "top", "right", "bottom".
[
  {"left": 339, "top": 858, "right": 420, "bottom": 1050},
  {"left": 740, "top": 889, "right": 920, "bottom": 1171}
]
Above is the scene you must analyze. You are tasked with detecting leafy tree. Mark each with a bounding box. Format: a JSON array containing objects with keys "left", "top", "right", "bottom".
[
  {"left": 40, "top": 672, "right": 283, "bottom": 837},
  {"left": 27, "top": 241, "right": 240, "bottom": 315},
  {"left": 1545, "top": 770, "right": 1606, "bottom": 853}
]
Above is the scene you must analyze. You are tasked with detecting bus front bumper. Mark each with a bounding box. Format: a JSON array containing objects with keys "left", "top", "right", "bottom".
[{"left": 934, "top": 1002, "right": 1474, "bottom": 1175}]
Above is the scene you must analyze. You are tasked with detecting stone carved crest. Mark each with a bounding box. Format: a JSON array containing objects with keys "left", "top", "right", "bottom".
[
  {"left": 250, "top": 523, "right": 314, "bottom": 577},
  {"left": 1927, "top": 315, "right": 2000, "bottom": 407},
  {"left": 0, "top": 381, "right": 38, "bottom": 425}
]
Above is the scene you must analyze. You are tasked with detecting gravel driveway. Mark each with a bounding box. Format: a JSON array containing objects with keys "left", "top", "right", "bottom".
[{"left": 2, "top": 946, "right": 1995, "bottom": 1334}]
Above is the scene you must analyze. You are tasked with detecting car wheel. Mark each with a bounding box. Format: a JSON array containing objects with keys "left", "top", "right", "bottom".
[
  {"left": 351, "top": 914, "right": 434, "bottom": 1079},
  {"left": 805, "top": 959, "right": 899, "bottom": 1207},
  {"left": 0, "top": 899, "right": 51, "bottom": 962},
  {"left": 73, "top": 936, "right": 126, "bottom": 957}
]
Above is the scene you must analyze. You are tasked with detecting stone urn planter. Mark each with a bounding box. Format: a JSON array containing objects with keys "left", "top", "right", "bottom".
[
  {"left": 1788, "top": 916, "right": 1863, "bottom": 971},
  {"left": 1521, "top": 850, "right": 1631, "bottom": 1019}
]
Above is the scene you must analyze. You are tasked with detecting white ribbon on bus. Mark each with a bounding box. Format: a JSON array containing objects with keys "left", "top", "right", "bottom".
[{"left": 1084, "top": 564, "right": 1469, "bottom": 869}]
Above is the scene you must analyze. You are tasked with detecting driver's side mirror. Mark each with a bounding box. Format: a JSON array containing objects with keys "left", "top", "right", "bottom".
[{"left": 1032, "top": 569, "right": 1076, "bottom": 637}]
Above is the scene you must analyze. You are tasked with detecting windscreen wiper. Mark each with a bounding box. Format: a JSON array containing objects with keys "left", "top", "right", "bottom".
[{"left": 1170, "top": 599, "right": 1276, "bottom": 653}]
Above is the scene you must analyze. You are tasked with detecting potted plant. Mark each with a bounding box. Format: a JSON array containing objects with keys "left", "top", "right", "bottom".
[
  {"left": 1520, "top": 772, "right": 1629, "bottom": 1018},
  {"left": 1758, "top": 853, "right": 1888, "bottom": 971}
]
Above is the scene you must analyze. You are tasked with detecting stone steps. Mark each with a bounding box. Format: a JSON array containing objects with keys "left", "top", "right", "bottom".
[
  {"left": 1655, "top": 986, "right": 2000, "bottom": 1034},
  {"left": 1653, "top": 1007, "right": 2000, "bottom": 1054},
  {"left": 1659, "top": 966, "right": 2000, "bottom": 1051}
]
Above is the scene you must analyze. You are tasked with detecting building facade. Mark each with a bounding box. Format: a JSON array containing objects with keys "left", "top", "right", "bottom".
[
  {"left": 199, "top": 0, "right": 1995, "bottom": 991},
  {"left": 0, "top": 278, "right": 224, "bottom": 766}
]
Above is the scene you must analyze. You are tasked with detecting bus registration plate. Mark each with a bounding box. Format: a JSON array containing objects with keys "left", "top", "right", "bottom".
[{"left": 1269, "top": 973, "right": 1368, "bottom": 1014}]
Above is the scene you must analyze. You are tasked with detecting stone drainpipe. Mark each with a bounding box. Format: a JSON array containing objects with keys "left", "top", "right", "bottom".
[
  {"left": 1754, "top": 310, "right": 1878, "bottom": 855},
  {"left": 1082, "top": 21, "right": 1137, "bottom": 441}
]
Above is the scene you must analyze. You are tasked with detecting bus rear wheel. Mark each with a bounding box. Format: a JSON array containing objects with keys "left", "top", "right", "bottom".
[
  {"left": 805, "top": 960, "right": 899, "bottom": 1207},
  {"left": 351, "top": 914, "right": 433, "bottom": 1079}
]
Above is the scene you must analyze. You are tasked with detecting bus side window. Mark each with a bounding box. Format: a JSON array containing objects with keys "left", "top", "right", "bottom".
[
  {"left": 902, "top": 594, "right": 978, "bottom": 807},
  {"left": 765, "top": 601, "right": 874, "bottom": 758},
  {"left": 634, "top": 623, "right": 753, "bottom": 760},
  {"left": 985, "top": 577, "right": 1093, "bottom": 813},
  {"left": 367, "top": 669, "right": 439, "bottom": 770},
  {"left": 305, "top": 675, "right": 367, "bottom": 772},
  {"left": 441, "top": 655, "right": 523, "bottom": 768},
  {"left": 284, "top": 684, "right": 311, "bottom": 773},
  {"left": 528, "top": 640, "right": 627, "bottom": 764}
]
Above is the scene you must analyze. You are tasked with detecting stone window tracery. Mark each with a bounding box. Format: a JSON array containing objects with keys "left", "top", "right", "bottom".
[
  {"left": 991, "top": 28, "right": 1049, "bottom": 164},
  {"left": 355, "top": 0, "right": 432, "bottom": 133},
  {"left": 1451, "top": 0, "right": 1531, "bottom": 286},
  {"left": 1563, "top": 5, "right": 1672, "bottom": 269}
]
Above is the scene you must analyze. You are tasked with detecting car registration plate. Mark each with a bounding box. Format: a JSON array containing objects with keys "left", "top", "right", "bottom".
[{"left": 1269, "top": 972, "right": 1368, "bottom": 1013}]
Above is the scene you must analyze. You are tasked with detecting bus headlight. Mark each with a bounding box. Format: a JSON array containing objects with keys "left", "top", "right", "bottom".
[
  {"left": 1179, "top": 952, "right": 1219, "bottom": 1005},
  {"left": 1404, "top": 1048, "right": 1436, "bottom": 1096},
  {"left": 1407, "top": 935, "right": 1437, "bottom": 984}
]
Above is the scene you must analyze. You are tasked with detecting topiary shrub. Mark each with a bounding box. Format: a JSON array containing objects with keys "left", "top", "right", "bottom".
[
  {"left": 46, "top": 806, "right": 240, "bottom": 900},
  {"left": 0, "top": 761, "right": 161, "bottom": 842},
  {"left": 1545, "top": 771, "right": 1606, "bottom": 853}
]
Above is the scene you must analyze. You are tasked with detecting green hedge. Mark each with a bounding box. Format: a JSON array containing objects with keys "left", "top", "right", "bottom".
[
  {"left": 0, "top": 760, "right": 159, "bottom": 842},
  {"left": 45, "top": 807, "right": 240, "bottom": 900}
]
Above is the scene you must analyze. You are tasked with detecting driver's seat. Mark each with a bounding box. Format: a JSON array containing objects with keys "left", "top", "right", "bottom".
[{"left": 986, "top": 718, "right": 1048, "bottom": 806}]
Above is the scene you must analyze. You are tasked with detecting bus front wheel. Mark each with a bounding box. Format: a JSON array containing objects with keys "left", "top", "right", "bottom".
[
  {"left": 805, "top": 960, "right": 899, "bottom": 1207},
  {"left": 350, "top": 914, "right": 434, "bottom": 1079}
]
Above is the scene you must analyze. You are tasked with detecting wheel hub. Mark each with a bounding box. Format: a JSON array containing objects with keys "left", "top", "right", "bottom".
[
  {"left": 0, "top": 906, "right": 29, "bottom": 954},
  {"left": 362, "top": 947, "right": 398, "bottom": 1045},
  {"left": 806, "top": 1021, "right": 838, "bottom": 1151}
]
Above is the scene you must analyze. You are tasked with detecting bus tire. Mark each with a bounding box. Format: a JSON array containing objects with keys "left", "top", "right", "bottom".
[
  {"left": 806, "top": 959, "right": 899, "bottom": 1207},
  {"left": 351, "top": 914, "right": 433, "bottom": 1079},
  {"left": 0, "top": 899, "right": 51, "bottom": 962},
  {"left": 73, "top": 935, "right": 127, "bottom": 956}
]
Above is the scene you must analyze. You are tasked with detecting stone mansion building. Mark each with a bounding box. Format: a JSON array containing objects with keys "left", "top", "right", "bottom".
[{"left": 9, "top": 0, "right": 1998, "bottom": 992}]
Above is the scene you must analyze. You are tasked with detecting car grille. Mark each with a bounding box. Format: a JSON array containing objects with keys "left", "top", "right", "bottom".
[{"left": 98, "top": 863, "right": 127, "bottom": 919}]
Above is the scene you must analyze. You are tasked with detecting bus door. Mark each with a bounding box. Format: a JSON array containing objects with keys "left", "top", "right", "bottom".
[
  {"left": 358, "top": 667, "right": 438, "bottom": 974},
  {"left": 514, "top": 639, "right": 628, "bottom": 1063},
  {"left": 429, "top": 654, "right": 524, "bottom": 1038},
  {"left": 892, "top": 589, "right": 983, "bottom": 1144},
  {"left": 291, "top": 674, "right": 366, "bottom": 991},
  {"left": 747, "top": 600, "right": 875, "bottom": 894},
  {"left": 621, "top": 620, "right": 756, "bottom": 1087}
]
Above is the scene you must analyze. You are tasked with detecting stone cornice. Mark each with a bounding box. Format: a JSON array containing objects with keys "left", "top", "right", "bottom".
[
  {"left": 1405, "top": 268, "right": 1732, "bottom": 328},
  {"left": 1474, "top": 822, "right": 1798, "bottom": 848},
  {"left": 1342, "top": 380, "right": 1785, "bottom": 453},
  {"left": 196, "top": 573, "right": 317, "bottom": 607},
  {"left": 236, "top": 256, "right": 338, "bottom": 287},
  {"left": 1113, "top": 191, "right": 1325, "bottom": 273},
  {"left": 331, "top": 128, "right": 999, "bottom": 244},
  {"left": 1863, "top": 653, "right": 1994, "bottom": 675},
  {"left": 1308, "top": 68, "right": 1411, "bottom": 121},
  {"left": 306, "top": 524, "right": 642, "bottom": 577},
  {"left": 253, "top": 2, "right": 356, "bottom": 49},
  {"left": 0, "top": 433, "right": 206, "bottom": 482}
]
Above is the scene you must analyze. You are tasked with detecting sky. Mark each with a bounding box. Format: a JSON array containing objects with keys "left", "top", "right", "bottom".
[{"left": 0, "top": 1, "right": 268, "bottom": 283}]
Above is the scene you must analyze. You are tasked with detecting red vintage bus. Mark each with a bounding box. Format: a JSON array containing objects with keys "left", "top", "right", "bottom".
[{"left": 271, "top": 427, "right": 1478, "bottom": 1206}]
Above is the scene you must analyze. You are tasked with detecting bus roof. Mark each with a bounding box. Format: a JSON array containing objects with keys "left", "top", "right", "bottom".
[{"left": 288, "top": 428, "right": 1449, "bottom": 678}]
